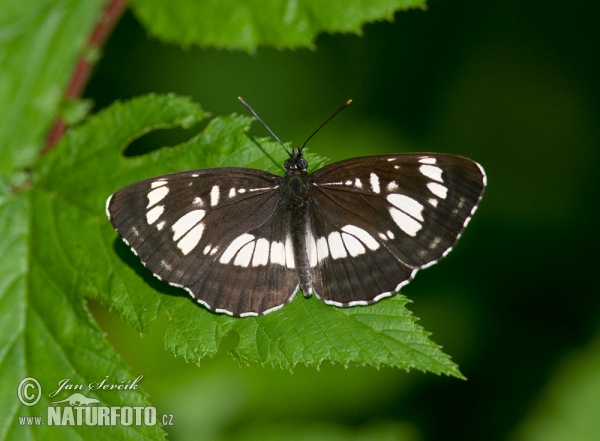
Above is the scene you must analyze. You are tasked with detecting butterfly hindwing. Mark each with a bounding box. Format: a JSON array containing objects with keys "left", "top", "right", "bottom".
[
  {"left": 107, "top": 168, "right": 300, "bottom": 316},
  {"left": 307, "top": 153, "right": 485, "bottom": 306}
]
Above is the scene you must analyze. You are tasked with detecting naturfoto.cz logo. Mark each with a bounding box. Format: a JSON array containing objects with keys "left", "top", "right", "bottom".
[
  {"left": 17, "top": 376, "right": 174, "bottom": 428},
  {"left": 47, "top": 400, "right": 157, "bottom": 426}
]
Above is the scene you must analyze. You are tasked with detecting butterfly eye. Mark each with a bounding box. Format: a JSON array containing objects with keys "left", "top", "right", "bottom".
[
  {"left": 298, "top": 158, "right": 308, "bottom": 170},
  {"left": 284, "top": 159, "right": 292, "bottom": 170}
]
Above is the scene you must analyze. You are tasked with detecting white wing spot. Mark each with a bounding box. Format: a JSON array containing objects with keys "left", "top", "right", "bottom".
[
  {"left": 249, "top": 187, "right": 273, "bottom": 192},
  {"left": 228, "top": 188, "right": 236, "bottom": 198},
  {"left": 252, "top": 238, "right": 270, "bottom": 267},
  {"left": 390, "top": 208, "right": 422, "bottom": 237},
  {"left": 270, "top": 241, "right": 286, "bottom": 266},
  {"left": 386, "top": 230, "right": 395, "bottom": 240},
  {"left": 203, "top": 245, "right": 211, "bottom": 255},
  {"left": 156, "top": 221, "right": 165, "bottom": 231},
  {"left": 378, "top": 232, "right": 388, "bottom": 241},
  {"left": 370, "top": 173, "right": 381, "bottom": 193},
  {"left": 172, "top": 210, "right": 206, "bottom": 241},
  {"left": 177, "top": 223, "right": 205, "bottom": 255},
  {"left": 234, "top": 241, "right": 255, "bottom": 267},
  {"left": 146, "top": 205, "right": 164, "bottom": 225},
  {"left": 151, "top": 180, "right": 168, "bottom": 188},
  {"left": 420, "top": 165, "right": 444, "bottom": 183},
  {"left": 285, "top": 235, "right": 295, "bottom": 268},
  {"left": 428, "top": 198, "right": 439, "bottom": 207},
  {"left": 147, "top": 186, "right": 169, "bottom": 208},
  {"left": 191, "top": 173, "right": 199, "bottom": 177},
  {"left": 387, "top": 194, "right": 424, "bottom": 221},
  {"left": 238, "top": 188, "right": 246, "bottom": 194},
  {"left": 387, "top": 157, "right": 397, "bottom": 162},
  {"left": 354, "top": 178, "right": 362, "bottom": 188},
  {"left": 220, "top": 234, "right": 255, "bottom": 264},
  {"left": 478, "top": 162, "right": 488, "bottom": 186},
  {"left": 427, "top": 182, "right": 448, "bottom": 199},
  {"left": 316, "top": 237, "right": 329, "bottom": 262},
  {"left": 386, "top": 181, "right": 399, "bottom": 192},
  {"left": 210, "top": 247, "right": 218, "bottom": 256},
  {"left": 341, "top": 225, "right": 380, "bottom": 250},
  {"left": 429, "top": 237, "right": 442, "bottom": 249},
  {"left": 105, "top": 194, "right": 113, "bottom": 218},
  {"left": 419, "top": 157, "right": 437, "bottom": 165},
  {"left": 328, "top": 232, "right": 347, "bottom": 259},
  {"left": 210, "top": 185, "right": 220, "bottom": 207},
  {"left": 193, "top": 197, "right": 204, "bottom": 207},
  {"left": 342, "top": 233, "right": 366, "bottom": 256},
  {"left": 128, "top": 242, "right": 138, "bottom": 256},
  {"left": 345, "top": 180, "right": 353, "bottom": 186}
]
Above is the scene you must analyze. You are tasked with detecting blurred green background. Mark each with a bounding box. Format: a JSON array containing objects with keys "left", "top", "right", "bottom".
[{"left": 85, "top": 0, "right": 600, "bottom": 439}]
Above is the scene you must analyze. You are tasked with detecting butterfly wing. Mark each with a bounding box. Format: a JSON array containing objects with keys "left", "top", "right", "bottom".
[
  {"left": 307, "top": 153, "right": 486, "bottom": 306},
  {"left": 107, "top": 168, "right": 299, "bottom": 316}
]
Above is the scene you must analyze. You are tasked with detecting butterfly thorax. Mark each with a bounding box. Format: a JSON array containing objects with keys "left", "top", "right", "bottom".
[{"left": 283, "top": 148, "right": 310, "bottom": 209}]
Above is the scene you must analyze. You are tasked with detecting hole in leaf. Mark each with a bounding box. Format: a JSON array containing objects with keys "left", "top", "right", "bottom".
[
  {"left": 218, "top": 330, "right": 240, "bottom": 354},
  {"left": 124, "top": 123, "right": 207, "bottom": 156}
]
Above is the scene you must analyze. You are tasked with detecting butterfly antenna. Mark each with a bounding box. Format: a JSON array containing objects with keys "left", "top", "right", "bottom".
[
  {"left": 300, "top": 99, "right": 352, "bottom": 152},
  {"left": 238, "top": 97, "right": 291, "bottom": 156}
]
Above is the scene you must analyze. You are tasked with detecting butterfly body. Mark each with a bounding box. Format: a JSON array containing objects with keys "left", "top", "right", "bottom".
[
  {"left": 107, "top": 144, "right": 485, "bottom": 317},
  {"left": 279, "top": 149, "right": 312, "bottom": 300}
]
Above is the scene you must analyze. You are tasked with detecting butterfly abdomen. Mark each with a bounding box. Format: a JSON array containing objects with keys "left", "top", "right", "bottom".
[{"left": 282, "top": 170, "right": 314, "bottom": 297}]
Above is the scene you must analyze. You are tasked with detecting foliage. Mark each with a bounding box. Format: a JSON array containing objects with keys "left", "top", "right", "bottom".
[
  {"left": 0, "top": 0, "right": 466, "bottom": 439},
  {"left": 129, "top": 0, "right": 426, "bottom": 50}
]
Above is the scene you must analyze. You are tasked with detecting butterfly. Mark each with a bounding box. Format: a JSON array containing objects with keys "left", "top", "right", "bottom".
[{"left": 106, "top": 98, "right": 486, "bottom": 317}]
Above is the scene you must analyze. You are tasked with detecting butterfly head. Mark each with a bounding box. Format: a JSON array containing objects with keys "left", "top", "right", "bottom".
[{"left": 284, "top": 148, "right": 308, "bottom": 172}]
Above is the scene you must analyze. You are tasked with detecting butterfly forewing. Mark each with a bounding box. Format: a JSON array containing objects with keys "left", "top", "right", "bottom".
[
  {"left": 307, "top": 153, "right": 485, "bottom": 306},
  {"left": 107, "top": 168, "right": 300, "bottom": 316}
]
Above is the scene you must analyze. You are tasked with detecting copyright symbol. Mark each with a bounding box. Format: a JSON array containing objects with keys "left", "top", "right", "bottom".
[{"left": 18, "top": 377, "right": 41, "bottom": 406}]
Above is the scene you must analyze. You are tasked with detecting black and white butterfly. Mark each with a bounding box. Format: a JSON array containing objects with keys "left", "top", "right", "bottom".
[{"left": 106, "top": 99, "right": 486, "bottom": 317}]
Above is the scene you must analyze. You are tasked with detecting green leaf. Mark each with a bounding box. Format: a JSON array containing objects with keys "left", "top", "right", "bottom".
[
  {"left": 0, "top": 2, "right": 168, "bottom": 438},
  {"left": 0, "top": 0, "right": 106, "bottom": 176},
  {"left": 35, "top": 94, "right": 209, "bottom": 333},
  {"left": 163, "top": 291, "right": 460, "bottom": 373},
  {"left": 0, "top": 191, "right": 165, "bottom": 439},
  {"left": 129, "top": 0, "right": 426, "bottom": 51},
  {"left": 36, "top": 94, "right": 461, "bottom": 376}
]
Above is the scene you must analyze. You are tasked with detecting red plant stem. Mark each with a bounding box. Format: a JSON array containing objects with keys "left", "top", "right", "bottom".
[{"left": 43, "top": 0, "right": 127, "bottom": 153}]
